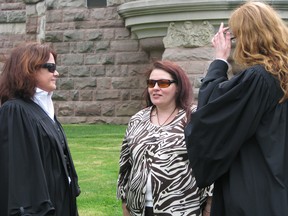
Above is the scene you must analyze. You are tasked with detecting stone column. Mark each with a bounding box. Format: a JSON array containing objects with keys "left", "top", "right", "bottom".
[
  {"left": 162, "top": 20, "right": 215, "bottom": 99},
  {"left": 23, "top": 0, "right": 47, "bottom": 42},
  {"left": 118, "top": 0, "right": 288, "bottom": 100}
]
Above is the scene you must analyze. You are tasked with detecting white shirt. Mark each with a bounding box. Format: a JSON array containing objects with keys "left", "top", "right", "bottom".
[
  {"left": 32, "top": 88, "right": 55, "bottom": 121},
  {"left": 145, "top": 172, "right": 153, "bottom": 207},
  {"left": 32, "top": 88, "right": 71, "bottom": 184}
]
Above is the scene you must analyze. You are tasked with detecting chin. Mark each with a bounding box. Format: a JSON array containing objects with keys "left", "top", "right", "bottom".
[{"left": 46, "top": 87, "right": 56, "bottom": 92}]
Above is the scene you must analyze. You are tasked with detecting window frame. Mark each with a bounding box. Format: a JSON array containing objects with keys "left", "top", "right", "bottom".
[{"left": 87, "top": 0, "right": 107, "bottom": 8}]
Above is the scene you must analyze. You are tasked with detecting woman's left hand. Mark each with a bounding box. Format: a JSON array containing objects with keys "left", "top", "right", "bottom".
[
  {"left": 203, "top": 209, "right": 210, "bottom": 216},
  {"left": 202, "top": 196, "right": 212, "bottom": 216},
  {"left": 211, "top": 22, "right": 231, "bottom": 61}
]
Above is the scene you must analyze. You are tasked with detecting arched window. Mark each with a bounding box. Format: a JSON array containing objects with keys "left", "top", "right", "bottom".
[{"left": 87, "top": 0, "right": 106, "bottom": 8}]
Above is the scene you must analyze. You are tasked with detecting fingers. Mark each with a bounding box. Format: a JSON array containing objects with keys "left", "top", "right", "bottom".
[
  {"left": 212, "top": 22, "right": 230, "bottom": 45},
  {"left": 217, "top": 22, "right": 229, "bottom": 34},
  {"left": 211, "top": 22, "right": 232, "bottom": 60},
  {"left": 218, "top": 22, "right": 224, "bottom": 32},
  {"left": 211, "top": 23, "right": 223, "bottom": 43},
  {"left": 225, "top": 32, "right": 232, "bottom": 50}
]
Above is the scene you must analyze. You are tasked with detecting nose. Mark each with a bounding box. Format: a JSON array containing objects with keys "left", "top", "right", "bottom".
[
  {"left": 153, "top": 82, "right": 160, "bottom": 89},
  {"left": 53, "top": 70, "right": 59, "bottom": 76}
]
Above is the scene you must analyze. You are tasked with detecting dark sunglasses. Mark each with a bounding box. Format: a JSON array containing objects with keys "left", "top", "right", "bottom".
[
  {"left": 147, "top": 79, "right": 177, "bottom": 88},
  {"left": 41, "top": 63, "right": 56, "bottom": 73}
]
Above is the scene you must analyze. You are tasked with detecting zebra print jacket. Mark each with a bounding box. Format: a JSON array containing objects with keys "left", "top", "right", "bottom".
[{"left": 117, "top": 106, "right": 212, "bottom": 216}]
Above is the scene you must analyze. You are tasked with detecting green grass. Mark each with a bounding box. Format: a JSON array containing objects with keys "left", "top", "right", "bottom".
[{"left": 63, "top": 124, "right": 127, "bottom": 216}]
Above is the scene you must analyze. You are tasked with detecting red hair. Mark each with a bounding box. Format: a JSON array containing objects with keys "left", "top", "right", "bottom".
[
  {"left": 0, "top": 42, "right": 56, "bottom": 104},
  {"left": 144, "top": 60, "right": 193, "bottom": 120}
]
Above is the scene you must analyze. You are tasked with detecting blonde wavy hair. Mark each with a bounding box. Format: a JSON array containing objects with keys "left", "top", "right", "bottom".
[{"left": 229, "top": 1, "right": 288, "bottom": 102}]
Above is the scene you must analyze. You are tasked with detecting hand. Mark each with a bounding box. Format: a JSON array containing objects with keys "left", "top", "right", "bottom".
[
  {"left": 211, "top": 22, "right": 231, "bottom": 61},
  {"left": 203, "top": 209, "right": 211, "bottom": 216},
  {"left": 203, "top": 196, "right": 212, "bottom": 216},
  {"left": 122, "top": 202, "right": 131, "bottom": 216}
]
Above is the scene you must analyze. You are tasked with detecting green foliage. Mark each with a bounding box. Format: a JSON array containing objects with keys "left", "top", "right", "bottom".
[{"left": 63, "top": 124, "right": 127, "bottom": 216}]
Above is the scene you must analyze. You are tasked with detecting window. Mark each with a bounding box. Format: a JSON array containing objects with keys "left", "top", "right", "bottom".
[{"left": 87, "top": 0, "right": 107, "bottom": 8}]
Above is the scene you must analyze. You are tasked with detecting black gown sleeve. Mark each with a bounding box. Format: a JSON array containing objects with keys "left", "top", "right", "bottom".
[
  {"left": 185, "top": 60, "right": 278, "bottom": 188},
  {"left": 0, "top": 102, "right": 55, "bottom": 215}
]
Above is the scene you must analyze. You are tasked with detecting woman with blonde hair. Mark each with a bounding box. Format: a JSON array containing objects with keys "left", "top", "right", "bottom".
[{"left": 185, "top": 2, "right": 288, "bottom": 215}]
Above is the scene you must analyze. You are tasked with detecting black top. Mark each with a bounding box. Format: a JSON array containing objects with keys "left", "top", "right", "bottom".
[
  {"left": 185, "top": 60, "right": 288, "bottom": 216},
  {"left": 0, "top": 98, "right": 80, "bottom": 216}
]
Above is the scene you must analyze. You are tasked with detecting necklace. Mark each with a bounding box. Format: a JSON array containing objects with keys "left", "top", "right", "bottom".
[{"left": 156, "top": 106, "right": 177, "bottom": 126}]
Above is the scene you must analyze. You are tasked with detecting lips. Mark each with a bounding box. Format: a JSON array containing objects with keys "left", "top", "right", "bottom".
[{"left": 152, "top": 93, "right": 161, "bottom": 98}]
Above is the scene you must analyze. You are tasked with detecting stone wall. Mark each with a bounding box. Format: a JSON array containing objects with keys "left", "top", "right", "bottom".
[
  {"left": 46, "top": 3, "right": 151, "bottom": 124},
  {"left": 0, "top": 0, "right": 26, "bottom": 66},
  {"left": 2, "top": 0, "right": 257, "bottom": 124},
  {"left": 0, "top": 0, "right": 153, "bottom": 124}
]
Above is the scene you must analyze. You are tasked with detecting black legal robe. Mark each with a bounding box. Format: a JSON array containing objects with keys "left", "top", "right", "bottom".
[
  {"left": 185, "top": 60, "right": 288, "bottom": 216},
  {"left": 0, "top": 98, "right": 80, "bottom": 216}
]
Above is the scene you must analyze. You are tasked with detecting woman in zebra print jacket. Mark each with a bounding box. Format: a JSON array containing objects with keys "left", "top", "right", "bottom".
[{"left": 117, "top": 60, "right": 213, "bottom": 216}]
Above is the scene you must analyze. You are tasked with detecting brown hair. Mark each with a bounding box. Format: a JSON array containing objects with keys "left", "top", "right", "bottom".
[
  {"left": 229, "top": 1, "right": 288, "bottom": 102},
  {"left": 143, "top": 60, "right": 193, "bottom": 120},
  {"left": 0, "top": 42, "right": 56, "bottom": 104}
]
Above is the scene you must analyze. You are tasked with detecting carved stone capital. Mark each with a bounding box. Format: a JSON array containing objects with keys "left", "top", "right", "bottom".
[{"left": 163, "top": 21, "right": 214, "bottom": 48}]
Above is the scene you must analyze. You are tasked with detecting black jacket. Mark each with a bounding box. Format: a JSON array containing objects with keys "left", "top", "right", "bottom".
[
  {"left": 185, "top": 60, "right": 287, "bottom": 216},
  {"left": 0, "top": 98, "right": 80, "bottom": 216}
]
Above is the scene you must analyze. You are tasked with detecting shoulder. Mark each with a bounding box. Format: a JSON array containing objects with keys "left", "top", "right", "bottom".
[
  {"left": 238, "top": 65, "right": 282, "bottom": 102},
  {"left": 240, "top": 65, "right": 273, "bottom": 82},
  {"left": 0, "top": 99, "right": 41, "bottom": 120},
  {"left": 125, "top": 107, "right": 151, "bottom": 132},
  {"left": 130, "top": 107, "right": 151, "bottom": 120},
  {"left": 227, "top": 65, "right": 275, "bottom": 88},
  {"left": 241, "top": 65, "right": 280, "bottom": 92},
  {"left": 0, "top": 99, "right": 37, "bottom": 127},
  {"left": 0, "top": 99, "right": 27, "bottom": 112}
]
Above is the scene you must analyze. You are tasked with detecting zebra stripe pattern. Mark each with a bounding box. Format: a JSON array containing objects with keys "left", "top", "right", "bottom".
[{"left": 117, "top": 106, "right": 212, "bottom": 216}]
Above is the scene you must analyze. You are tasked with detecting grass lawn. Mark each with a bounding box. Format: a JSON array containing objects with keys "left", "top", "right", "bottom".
[{"left": 63, "top": 124, "right": 127, "bottom": 216}]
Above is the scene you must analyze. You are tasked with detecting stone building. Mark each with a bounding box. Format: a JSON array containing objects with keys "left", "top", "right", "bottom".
[{"left": 0, "top": 0, "right": 287, "bottom": 124}]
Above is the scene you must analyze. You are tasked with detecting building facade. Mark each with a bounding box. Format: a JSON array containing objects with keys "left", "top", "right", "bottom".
[{"left": 0, "top": 0, "right": 287, "bottom": 124}]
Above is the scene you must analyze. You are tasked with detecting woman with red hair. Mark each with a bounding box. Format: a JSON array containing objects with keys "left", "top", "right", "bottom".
[{"left": 117, "top": 60, "right": 212, "bottom": 216}]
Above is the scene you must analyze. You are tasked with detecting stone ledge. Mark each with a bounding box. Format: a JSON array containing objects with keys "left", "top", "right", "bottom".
[{"left": 118, "top": 0, "right": 288, "bottom": 39}]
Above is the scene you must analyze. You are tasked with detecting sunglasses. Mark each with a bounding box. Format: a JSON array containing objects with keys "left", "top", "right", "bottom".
[
  {"left": 41, "top": 63, "right": 56, "bottom": 73},
  {"left": 147, "top": 79, "right": 177, "bottom": 88},
  {"left": 230, "top": 34, "right": 236, "bottom": 42}
]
